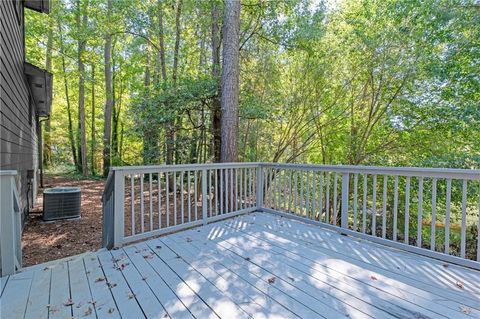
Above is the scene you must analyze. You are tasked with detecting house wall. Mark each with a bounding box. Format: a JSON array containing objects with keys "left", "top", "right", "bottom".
[{"left": 0, "top": 0, "right": 39, "bottom": 222}]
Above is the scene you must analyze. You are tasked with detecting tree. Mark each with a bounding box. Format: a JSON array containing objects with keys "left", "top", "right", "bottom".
[
  {"left": 220, "top": 0, "right": 241, "bottom": 163},
  {"left": 76, "top": 0, "right": 88, "bottom": 175},
  {"left": 210, "top": 1, "right": 222, "bottom": 162},
  {"left": 103, "top": 0, "right": 113, "bottom": 177}
]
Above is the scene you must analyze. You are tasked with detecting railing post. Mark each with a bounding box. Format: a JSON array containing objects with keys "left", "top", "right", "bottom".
[
  {"left": 113, "top": 171, "right": 125, "bottom": 248},
  {"left": 341, "top": 173, "right": 349, "bottom": 229},
  {"left": 256, "top": 164, "right": 264, "bottom": 210},
  {"left": 0, "top": 171, "right": 20, "bottom": 276},
  {"left": 202, "top": 169, "right": 208, "bottom": 225}
]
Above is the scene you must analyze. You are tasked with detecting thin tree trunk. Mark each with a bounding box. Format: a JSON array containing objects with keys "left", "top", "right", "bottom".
[
  {"left": 220, "top": 0, "right": 241, "bottom": 163},
  {"left": 76, "top": 0, "right": 88, "bottom": 176},
  {"left": 90, "top": 64, "right": 96, "bottom": 175},
  {"left": 43, "top": 19, "right": 53, "bottom": 168},
  {"left": 103, "top": 0, "right": 114, "bottom": 177},
  {"left": 166, "top": 0, "right": 182, "bottom": 168},
  {"left": 211, "top": 2, "right": 221, "bottom": 162},
  {"left": 58, "top": 22, "right": 78, "bottom": 168},
  {"left": 143, "top": 49, "right": 159, "bottom": 164},
  {"left": 157, "top": 0, "right": 167, "bottom": 82}
]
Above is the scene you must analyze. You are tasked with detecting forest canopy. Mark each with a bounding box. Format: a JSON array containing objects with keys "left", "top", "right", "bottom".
[{"left": 25, "top": 0, "right": 480, "bottom": 176}]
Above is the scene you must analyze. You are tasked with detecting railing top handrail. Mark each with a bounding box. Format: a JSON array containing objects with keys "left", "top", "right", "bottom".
[
  {"left": 262, "top": 163, "right": 480, "bottom": 179},
  {"left": 110, "top": 162, "right": 262, "bottom": 172},
  {"left": 0, "top": 170, "right": 18, "bottom": 176}
]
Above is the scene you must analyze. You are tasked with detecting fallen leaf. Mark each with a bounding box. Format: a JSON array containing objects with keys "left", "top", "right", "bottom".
[
  {"left": 287, "top": 276, "right": 295, "bottom": 282},
  {"left": 128, "top": 292, "right": 135, "bottom": 299},
  {"left": 95, "top": 277, "right": 105, "bottom": 282},
  {"left": 268, "top": 277, "right": 276, "bottom": 284},
  {"left": 370, "top": 276, "right": 378, "bottom": 281},
  {"left": 108, "top": 308, "right": 115, "bottom": 314},
  {"left": 460, "top": 305, "right": 471, "bottom": 315},
  {"left": 84, "top": 307, "right": 93, "bottom": 316},
  {"left": 143, "top": 254, "right": 153, "bottom": 259},
  {"left": 156, "top": 245, "right": 162, "bottom": 249},
  {"left": 455, "top": 281, "right": 464, "bottom": 289},
  {"left": 443, "top": 263, "right": 449, "bottom": 268},
  {"left": 142, "top": 277, "right": 147, "bottom": 281},
  {"left": 186, "top": 237, "right": 192, "bottom": 242},
  {"left": 244, "top": 257, "right": 251, "bottom": 261},
  {"left": 63, "top": 299, "right": 75, "bottom": 306},
  {"left": 107, "top": 283, "right": 117, "bottom": 289}
]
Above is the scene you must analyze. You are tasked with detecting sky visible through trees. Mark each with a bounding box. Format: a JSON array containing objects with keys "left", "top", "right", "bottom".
[{"left": 25, "top": 0, "right": 479, "bottom": 174}]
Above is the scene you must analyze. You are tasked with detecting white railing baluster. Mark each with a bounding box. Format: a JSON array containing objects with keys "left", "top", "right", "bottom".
[
  {"left": 194, "top": 171, "right": 198, "bottom": 219},
  {"left": 445, "top": 179, "right": 452, "bottom": 254},
  {"left": 249, "top": 168, "right": 253, "bottom": 208},
  {"left": 210, "top": 169, "right": 213, "bottom": 216},
  {"left": 404, "top": 176, "right": 410, "bottom": 244},
  {"left": 294, "top": 170, "right": 298, "bottom": 215},
  {"left": 362, "top": 174, "right": 367, "bottom": 233},
  {"left": 325, "top": 172, "right": 330, "bottom": 224},
  {"left": 460, "top": 180, "right": 468, "bottom": 258},
  {"left": 188, "top": 171, "right": 191, "bottom": 222},
  {"left": 371, "top": 175, "right": 376, "bottom": 236},
  {"left": 158, "top": 172, "right": 162, "bottom": 229},
  {"left": 417, "top": 177, "right": 423, "bottom": 247},
  {"left": 202, "top": 169, "right": 207, "bottom": 225},
  {"left": 225, "top": 168, "right": 229, "bottom": 213},
  {"left": 353, "top": 174, "right": 358, "bottom": 231},
  {"left": 181, "top": 171, "right": 184, "bottom": 224},
  {"left": 215, "top": 169, "right": 218, "bottom": 215},
  {"left": 149, "top": 173, "right": 153, "bottom": 231},
  {"left": 131, "top": 175, "right": 135, "bottom": 235},
  {"left": 306, "top": 170, "right": 310, "bottom": 219},
  {"left": 288, "top": 170, "right": 292, "bottom": 214},
  {"left": 340, "top": 173, "right": 349, "bottom": 229},
  {"left": 173, "top": 171, "right": 177, "bottom": 225},
  {"left": 230, "top": 168, "right": 234, "bottom": 212},
  {"left": 312, "top": 171, "right": 316, "bottom": 220},
  {"left": 140, "top": 173, "right": 144, "bottom": 233},
  {"left": 239, "top": 168, "right": 243, "bottom": 209},
  {"left": 273, "top": 168, "right": 277, "bottom": 209},
  {"left": 393, "top": 176, "right": 398, "bottom": 241},
  {"left": 300, "top": 170, "right": 304, "bottom": 217},
  {"left": 220, "top": 169, "right": 224, "bottom": 214},
  {"left": 166, "top": 172, "right": 170, "bottom": 227},
  {"left": 333, "top": 173, "right": 338, "bottom": 225},
  {"left": 430, "top": 178, "right": 437, "bottom": 251},
  {"left": 319, "top": 172, "right": 323, "bottom": 222},
  {"left": 382, "top": 176, "right": 387, "bottom": 238}
]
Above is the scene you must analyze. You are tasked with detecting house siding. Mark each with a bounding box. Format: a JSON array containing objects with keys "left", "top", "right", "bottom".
[{"left": 0, "top": 0, "right": 39, "bottom": 222}]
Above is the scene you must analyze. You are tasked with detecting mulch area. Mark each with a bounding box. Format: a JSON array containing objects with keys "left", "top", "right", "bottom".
[{"left": 22, "top": 175, "right": 105, "bottom": 267}]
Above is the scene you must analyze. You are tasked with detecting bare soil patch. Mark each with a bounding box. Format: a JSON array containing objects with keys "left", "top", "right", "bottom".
[{"left": 22, "top": 174, "right": 105, "bottom": 267}]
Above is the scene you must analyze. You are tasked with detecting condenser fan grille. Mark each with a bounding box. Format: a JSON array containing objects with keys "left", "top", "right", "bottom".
[{"left": 43, "top": 187, "right": 81, "bottom": 221}]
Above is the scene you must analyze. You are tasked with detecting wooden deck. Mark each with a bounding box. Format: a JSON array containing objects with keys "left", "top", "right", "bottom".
[{"left": 1, "top": 212, "right": 480, "bottom": 319}]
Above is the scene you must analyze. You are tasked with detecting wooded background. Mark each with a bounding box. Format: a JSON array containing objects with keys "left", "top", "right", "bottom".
[{"left": 25, "top": 0, "right": 480, "bottom": 177}]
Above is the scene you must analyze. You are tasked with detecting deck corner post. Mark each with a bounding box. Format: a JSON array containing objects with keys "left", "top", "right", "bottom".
[
  {"left": 202, "top": 169, "right": 208, "bottom": 225},
  {"left": 256, "top": 164, "right": 264, "bottom": 210},
  {"left": 341, "top": 173, "right": 350, "bottom": 229},
  {"left": 0, "top": 171, "right": 20, "bottom": 276},
  {"left": 113, "top": 171, "right": 125, "bottom": 248}
]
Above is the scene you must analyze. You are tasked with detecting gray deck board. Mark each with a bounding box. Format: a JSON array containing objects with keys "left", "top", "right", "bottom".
[{"left": 2, "top": 212, "right": 479, "bottom": 319}]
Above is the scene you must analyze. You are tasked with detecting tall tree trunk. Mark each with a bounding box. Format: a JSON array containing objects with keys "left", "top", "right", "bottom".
[
  {"left": 157, "top": 0, "right": 167, "bottom": 82},
  {"left": 211, "top": 2, "right": 222, "bottom": 162},
  {"left": 90, "top": 64, "right": 96, "bottom": 175},
  {"left": 43, "top": 19, "right": 53, "bottom": 168},
  {"left": 103, "top": 0, "right": 114, "bottom": 177},
  {"left": 166, "top": 0, "right": 182, "bottom": 167},
  {"left": 220, "top": 0, "right": 241, "bottom": 162},
  {"left": 76, "top": 0, "right": 88, "bottom": 176},
  {"left": 143, "top": 49, "right": 159, "bottom": 164},
  {"left": 58, "top": 22, "right": 78, "bottom": 168}
]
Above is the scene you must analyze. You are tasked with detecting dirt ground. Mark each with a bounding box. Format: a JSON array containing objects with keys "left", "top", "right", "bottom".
[{"left": 22, "top": 175, "right": 105, "bottom": 267}]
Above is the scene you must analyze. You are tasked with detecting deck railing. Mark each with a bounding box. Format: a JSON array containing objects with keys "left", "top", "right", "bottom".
[
  {"left": 102, "top": 163, "right": 480, "bottom": 269},
  {"left": 0, "top": 171, "right": 22, "bottom": 276},
  {"left": 102, "top": 163, "right": 260, "bottom": 248}
]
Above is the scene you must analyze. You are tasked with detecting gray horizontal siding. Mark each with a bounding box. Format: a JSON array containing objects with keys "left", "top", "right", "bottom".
[{"left": 0, "top": 0, "right": 39, "bottom": 219}]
